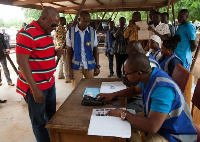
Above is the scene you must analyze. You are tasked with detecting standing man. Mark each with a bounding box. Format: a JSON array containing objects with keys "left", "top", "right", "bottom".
[
  {"left": 0, "top": 33, "right": 14, "bottom": 87},
  {"left": 148, "top": 11, "right": 171, "bottom": 41},
  {"left": 2, "top": 29, "right": 10, "bottom": 49},
  {"left": 104, "top": 21, "right": 117, "bottom": 77},
  {"left": 66, "top": 11, "right": 100, "bottom": 89},
  {"left": 124, "top": 12, "right": 141, "bottom": 42},
  {"left": 161, "top": 12, "right": 175, "bottom": 36},
  {"left": 148, "top": 10, "right": 156, "bottom": 26},
  {"left": 55, "top": 17, "right": 71, "bottom": 83},
  {"left": 175, "top": 9, "right": 197, "bottom": 70},
  {"left": 114, "top": 17, "right": 128, "bottom": 78},
  {"left": 16, "top": 7, "right": 61, "bottom": 142}
]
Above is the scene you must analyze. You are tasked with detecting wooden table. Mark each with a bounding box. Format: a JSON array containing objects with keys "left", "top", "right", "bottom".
[{"left": 46, "top": 78, "right": 126, "bottom": 142}]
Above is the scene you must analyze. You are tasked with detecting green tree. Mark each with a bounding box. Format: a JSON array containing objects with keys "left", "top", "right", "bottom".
[
  {"left": 22, "top": 8, "right": 42, "bottom": 24},
  {"left": 0, "top": 18, "right": 5, "bottom": 27}
]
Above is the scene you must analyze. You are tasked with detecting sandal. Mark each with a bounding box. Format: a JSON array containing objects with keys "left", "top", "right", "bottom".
[{"left": 8, "top": 82, "right": 15, "bottom": 86}]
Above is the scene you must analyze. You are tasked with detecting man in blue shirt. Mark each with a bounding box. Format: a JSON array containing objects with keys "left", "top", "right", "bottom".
[
  {"left": 175, "top": 9, "right": 197, "bottom": 71},
  {"left": 97, "top": 53, "right": 197, "bottom": 142}
]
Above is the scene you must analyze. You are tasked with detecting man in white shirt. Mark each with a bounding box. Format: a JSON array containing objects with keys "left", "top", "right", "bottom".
[
  {"left": 66, "top": 11, "right": 100, "bottom": 89},
  {"left": 148, "top": 11, "right": 171, "bottom": 41}
]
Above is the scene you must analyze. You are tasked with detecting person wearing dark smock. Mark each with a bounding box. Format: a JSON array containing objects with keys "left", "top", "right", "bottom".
[
  {"left": 97, "top": 53, "right": 197, "bottom": 142},
  {"left": 16, "top": 7, "right": 62, "bottom": 142},
  {"left": 158, "top": 35, "right": 182, "bottom": 77}
]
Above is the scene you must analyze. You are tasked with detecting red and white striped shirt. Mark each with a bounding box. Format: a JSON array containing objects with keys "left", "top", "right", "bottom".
[{"left": 16, "top": 21, "right": 56, "bottom": 97}]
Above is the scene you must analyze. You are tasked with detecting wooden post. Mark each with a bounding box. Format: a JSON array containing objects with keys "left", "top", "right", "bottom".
[
  {"left": 72, "top": 0, "right": 86, "bottom": 27},
  {"left": 171, "top": 1, "right": 176, "bottom": 28},
  {"left": 167, "top": 0, "right": 171, "bottom": 13},
  {"left": 39, "top": 0, "right": 44, "bottom": 9},
  {"left": 107, "top": 9, "right": 116, "bottom": 25},
  {"left": 113, "top": 12, "right": 118, "bottom": 21},
  {"left": 96, "top": 11, "right": 107, "bottom": 32},
  {"left": 68, "top": 13, "right": 73, "bottom": 21}
]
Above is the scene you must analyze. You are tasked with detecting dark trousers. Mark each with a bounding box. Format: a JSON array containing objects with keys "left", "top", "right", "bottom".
[
  {"left": 115, "top": 53, "right": 128, "bottom": 78},
  {"left": 108, "top": 53, "right": 114, "bottom": 75},
  {"left": 0, "top": 56, "right": 12, "bottom": 83},
  {"left": 25, "top": 83, "right": 56, "bottom": 142}
]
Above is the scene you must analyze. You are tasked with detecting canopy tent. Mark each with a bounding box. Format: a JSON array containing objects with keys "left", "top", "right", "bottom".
[{"left": 0, "top": 0, "right": 179, "bottom": 14}]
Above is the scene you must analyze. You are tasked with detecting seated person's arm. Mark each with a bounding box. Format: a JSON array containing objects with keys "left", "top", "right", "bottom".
[
  {"left": 96, "top": 84, "right": 142, "bottom": 101},
  {"left": 126, "top": 86, "right": 175, "bottom": 133}
]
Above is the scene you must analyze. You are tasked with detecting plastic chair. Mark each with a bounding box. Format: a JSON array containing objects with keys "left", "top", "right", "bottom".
[
  {"left": 171, "top": 64, "right": 193, "bottom": 108},
  {"left": 191, "top": 78, "right": 200, "bottom": 141}
]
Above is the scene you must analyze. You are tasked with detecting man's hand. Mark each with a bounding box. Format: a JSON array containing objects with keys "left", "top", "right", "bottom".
[
  {"left": 106, "top": 108, "right": 124, "bottom": 117},
  {"left": 105, "top": 52, "right": 108, "bottom": 57},
  {"left": 32, "top": 88, "right": 45, "bottom": 103},
  {"left": 148, "top": 26, "right": 155, "bottom": 33},
  {"left": 94, "top": 68, "right": 100, "bottom": 76},
  {"left": 96, "top": 93, "right": 115, "bottom": 102},
  {"left": 55, "top": 48, "right": 63, "bottom": 58}
]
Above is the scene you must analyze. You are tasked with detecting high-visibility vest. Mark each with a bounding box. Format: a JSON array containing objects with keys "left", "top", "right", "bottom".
[
  {"left": 141, "top": 68, "right": 197, "bottom": 142},
  {"left": 69, "top": 26, "right": 95, "bottom": 70}
]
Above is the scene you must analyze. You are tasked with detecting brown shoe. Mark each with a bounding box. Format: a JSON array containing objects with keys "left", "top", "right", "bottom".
[
  {"left": 65, "top": 78, "right": 71, "bottom": 83},
  {"left": 0, "top": 82, "right": 2, "bottom": 86}
]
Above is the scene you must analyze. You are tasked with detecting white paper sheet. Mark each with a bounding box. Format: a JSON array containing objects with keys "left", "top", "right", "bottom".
[
  {"left": 138, "top": 30, "right": 150, "bottom": 40},
  {"left": 135, "top": 21, "right": 149, "bottom": 30},
  {"left": 100, "top": 81, "right": 126, "bottom": 93},
  {"left": 88, "top": 115, "right": 131, "bottom": 138}
]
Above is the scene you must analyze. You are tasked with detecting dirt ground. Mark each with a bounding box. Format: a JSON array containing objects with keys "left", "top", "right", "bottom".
[{"left": 0, "top": 46, "right": 200, "bottom": 142}]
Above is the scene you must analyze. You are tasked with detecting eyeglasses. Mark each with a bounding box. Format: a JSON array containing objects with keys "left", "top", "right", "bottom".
[
  {"left": 124, "top": 68, "right": 151, "bottom": 76},
  {"left": 46, "top": 17, "right": 58, "bottom": 28}
]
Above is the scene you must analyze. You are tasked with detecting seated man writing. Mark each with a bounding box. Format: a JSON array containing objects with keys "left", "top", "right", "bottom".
[{"left": 97, "top": 53, "right": 197, "bottom": 142}]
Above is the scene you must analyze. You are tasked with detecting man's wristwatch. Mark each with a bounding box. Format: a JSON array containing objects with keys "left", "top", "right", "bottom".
[
  {"left": 95, "top": 65, "right": 101, "bottom": 69},
  {"left": 121, "top": 111, "right": 127, "bottom": 121}
]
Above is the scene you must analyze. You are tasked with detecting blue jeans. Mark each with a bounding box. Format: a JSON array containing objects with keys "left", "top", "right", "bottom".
[
  {"left": 108, "top": 53, "right": 114, "bottom": 75},
  {"left": 25, "top": 83, "right": 56, "bottom": 142}
]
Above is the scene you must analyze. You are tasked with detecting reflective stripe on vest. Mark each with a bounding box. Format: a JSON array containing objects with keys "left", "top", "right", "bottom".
[
  {"left": 148, "top": 56, "right": 160, "bottom": 68},
  {"left": 152, "top": 49, "right": 160, "bottom": 59}
]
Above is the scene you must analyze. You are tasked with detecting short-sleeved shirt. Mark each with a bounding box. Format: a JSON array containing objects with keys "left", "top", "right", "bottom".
[
  {"left": 55, "top": 24, "right": 66, "bottom": 49},
  {"left": 124, "top": 24, "right": 138, "bottom": 41},
  {"left": 175, "top": 22, "right": 196, "bottom": 66},
  {"left": 150, "top": 22, "right": 170, "bottom": 37},
  {"left": 66, "top": 24, "right": 98, "bottom": 69},
  {"left": 139, "top": 68, "right": 175, "bottom": 113},
  {"left": 16, "top": 20, "right": 56, "bottom": 97}
]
